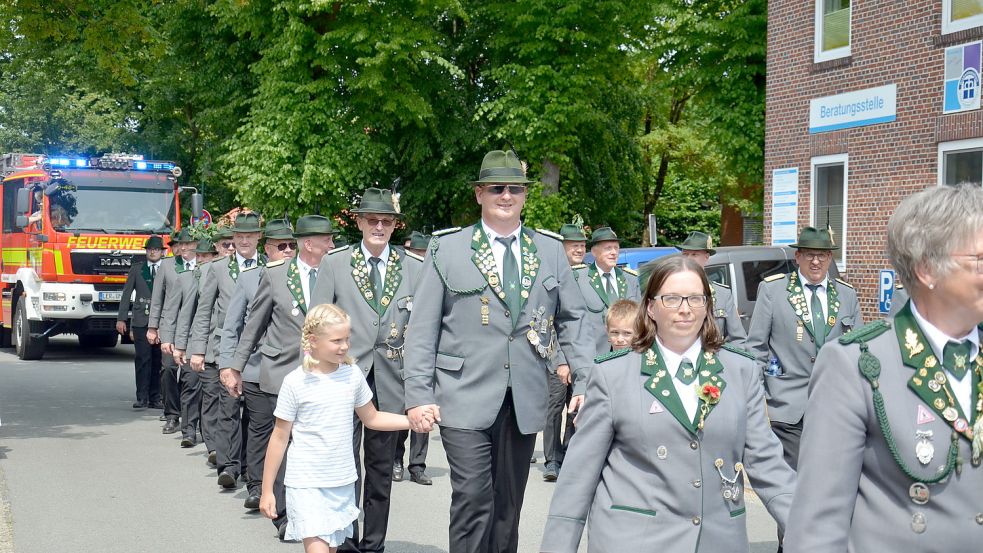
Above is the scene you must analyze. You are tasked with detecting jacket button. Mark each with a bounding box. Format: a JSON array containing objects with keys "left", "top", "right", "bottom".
[
  {"left": 976, "top": 513, "right": 983, "bottom": 525},
  {"left": 372, "top": 321, "right": 378, "bottom": 326},
  {"left": 689, "top": 441, "right": 698, "bottom": 450},
  {"left": 509, "top": 336, "right": 514, "bottom": 342},
  {"left": 810, "top": 356, "right": 815, "bottom": 363},
  {"left": 692, "top": 479, "right": 701, "bottom": 488},
  {"left": 692, "top": 516, "right": 701, "bottom": 525},
  {"left": 504, "top": 363, "right": 510, "bottom": 370},
  {"left": 504, "top": 310, "right": 511, "bottom": 317}
]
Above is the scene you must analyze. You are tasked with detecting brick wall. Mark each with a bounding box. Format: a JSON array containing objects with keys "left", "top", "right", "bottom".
[{"left": 765, "top": 1, "right": 981, "bottom": 320}]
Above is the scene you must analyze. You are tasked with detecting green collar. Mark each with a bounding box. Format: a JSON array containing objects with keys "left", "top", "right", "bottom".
[
  {"left": 641, "top": 342, "right": 727, "bottom": 435},
  {"left": 470, "top": 225, "right": 540, "bottom": 323},
  {"left": 350, "top": 246, "right": 403, "bottom": 315},
  {"left": 286, "top": 257, "right": 307, "bottom": 315},
  {"left": 786, "top": 272, "right": 841, "bottom": 342}
]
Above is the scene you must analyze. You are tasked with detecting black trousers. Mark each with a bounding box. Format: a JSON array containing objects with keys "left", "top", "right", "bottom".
[
  {"left": 132, "top": 326, "right": 161, "bottom": 404},
  {"left": 394, "top": 429, "right": 429, "bottom": 474},
  {"left": 440, "top": 391, "right": 536, "bottom": 553},
  {"left": 340, "top": 370, "right": 396, "bottom": 553},
  {"left": 202, "top": 363, "right": 241, "bottom": 476},
  {"left": 771, "top": 418, "right": 803, "bottom": 471},
  {"left": 242, "top": 381, "right": 271, "bottom": 495},
  {"left": 179, "top": 365, "right": 202, "bottom": 441},
  {"left": 161, "top": 353, "right": 181, "bottom": 419},
  {"left": 543, "top": 372, "right": 574, "bottom": 464}
]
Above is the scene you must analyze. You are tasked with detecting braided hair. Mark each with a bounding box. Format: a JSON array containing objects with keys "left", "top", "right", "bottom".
[{"left": 301, "top": 303, "right": 355, "bottom": 370}]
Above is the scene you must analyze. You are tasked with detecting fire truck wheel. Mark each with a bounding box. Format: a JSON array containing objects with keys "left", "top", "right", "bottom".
[{"left": 14, "top": 300, "right": 46, "bottom": 360}]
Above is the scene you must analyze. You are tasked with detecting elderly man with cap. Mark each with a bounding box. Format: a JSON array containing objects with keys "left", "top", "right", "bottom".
[
  {"left": 147, "top": 228, "right": 198, "bottom": 433},
  {"left": 311, "top": 188, "right": 424, "bottom": 552},
  {"left": 118, "top": 234, "right": 166, "bottom": 410},
  {"left": 572, "top": 226, "right": 641, "bottom": 356},
  {"left": 747, "top": 226, "right": 862, "bottom": 471},
  {"left": 219, "top": 218, "right": 296, "bottom": 511},
  {"left": 403, "top": 230, "right": 431, "bottom": 257},
  {"left": 403, "top": 149, "right": 593, "bottom": 553},
  {"left": 675, "top": 231, "right": 747, "bottom": 346},
  {"left": 189, "top": 212, "right": 265, "bottom": 489},
  {"left": 540, "top": 221, "right": 589, "bottom": 481},
  {"left": 234, "top": 214, "right": 335, "bottom": 539}
]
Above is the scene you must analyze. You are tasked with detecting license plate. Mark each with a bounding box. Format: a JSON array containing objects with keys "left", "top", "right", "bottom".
[{"left": 98, "top": 292, "right": 123, "bottom": 302}]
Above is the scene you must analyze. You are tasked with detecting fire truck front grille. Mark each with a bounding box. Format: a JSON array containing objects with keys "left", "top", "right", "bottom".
[
  {"left": 92, "top": 302, "right": 119, "bottom": 313},
  {"left": 70, "top": 252, "right": 146, "bottom": 275}
]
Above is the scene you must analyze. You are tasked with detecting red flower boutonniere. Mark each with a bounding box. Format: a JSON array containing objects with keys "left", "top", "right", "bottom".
[{"left": 696, "top": 383, "right": 721, "bottom": 430}]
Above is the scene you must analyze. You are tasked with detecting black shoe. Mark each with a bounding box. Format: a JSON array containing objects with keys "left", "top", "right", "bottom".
[
  {"left": 132, "top": 401, "right": 148, "bottom": 409},
  {"left": 530, "top": 456, "right": 537, "bottom": 464},
  {"left": 149, "top": 400, "right": 164, "bottom": 410},
  {"left": 158, "top": 413, "right": 167, "bottom": 421},
  {"left": 543, "top": 461, "right": 560, "bottom": 482},
  {"left": 162, "top": 419, "right": 180, "bottom": 434},
  {"left": 392, "top": 461, "right": 404, "bottom": 482},
  {"left": 244, "top": 494, "right": 260, "bottom": 510},
  {"left": 410, "top": 471, "right": 432, "bottom": 486},
  {"left": 207, "top": 450, "right": 217, "bottom": 467},
  {"left": 180, "top": 436, "right": 196, "bottom": 448},
  {"left": 218, "top": 470, "right": 237, "bottom": 489}
]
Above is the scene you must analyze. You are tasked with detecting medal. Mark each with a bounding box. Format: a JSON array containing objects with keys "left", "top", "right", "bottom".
[
  {"left": 910, "top": 512, "right": 927, "bottom": 534},
  {"left": 943, "top": 406, "right": 958, "bottom": 422},
  {"left": 389, "top": 323, "right": 398, "bottom": 339},
  {"left": 827, "top": 315, "right": 836, "bottom": 327},
  {"left": 928, "top": 380, "right": 941, "bottom": 392},
  {"left": 381, "top": 296, "right": 390, "bottom": 307},
  {"left": 934, "top": 398, "right": 946, "bottom": 410},
  {"left": 527, "top": 329, "right": 540, "bottom": 346},
  {"left": 520, "top": 290, "right": 529, "bottom": 299},
  {"left": 488, "top": 273, "right": 499, "bottom": 287},
  {"left": 521, "top": 275, "right": 531, "bottom": 288},
  {"left": 915, "top": 430, "right": 934, "bottom": 465},
  {"left": 955, "top": 418, "right": 969, "bottom": 433},
  {"left": 656, "top": 446, "right": 668, "bottom": 460},
  {"left": 934, "top": 372, "right": 946, "bottom": 384},
  {"left": 291, "top": 308, "right": 300, "bottom": 317},
  {"left": 909, "top": 482, "right": 930, "bottom": 505},
  {"left": 796, "top": 321, "right": 804, "bottom": 342}
]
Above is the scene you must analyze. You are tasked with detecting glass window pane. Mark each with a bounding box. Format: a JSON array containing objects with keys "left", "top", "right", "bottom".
[
  {"left": 944, "top": 150, "right": 983, "bottom": 186},
  {"left": 822, "top": 1, "right": 850, "bottom": 51},
  {"left": 743, "top": 260, "right": 787, "bottom": 302},
  {"left": 814, "top": 163, "right": 845, "bottom": 266},
  {"left": 952, "top": 0, "right": 983, "bottom": 21},
  {"left": 705, "top": 264, "right": 730, "bottom": 287}
]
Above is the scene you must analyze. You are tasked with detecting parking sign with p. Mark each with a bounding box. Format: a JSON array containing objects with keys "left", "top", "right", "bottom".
[{"left": 879, "top": 269, "right": 895, "bottom": 314}]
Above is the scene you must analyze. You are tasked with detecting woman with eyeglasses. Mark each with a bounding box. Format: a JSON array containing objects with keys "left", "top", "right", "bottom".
[
  {"left": 783, "top": 185, "right": 983, "bottom": 553},
  {"left": 540, "top": 255, "right": 795, "bottom": 553}
]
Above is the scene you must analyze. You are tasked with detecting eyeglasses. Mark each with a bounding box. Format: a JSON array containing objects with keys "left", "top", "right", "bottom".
[
  {"left": 951, "top": 254, "right": 983, "bottom": 274},
  {"left": 273, "top": 242, "right": 297, "bottom": 252},
  {"left": 219, "top": 241, "right": 235, "bottom": 250},
  {"left": 651, "top": 294, "right": 708, "bottom": 309},
  {"left": 800, "top": 252, "right": 831, "bottom": 262},
  {"left": 363, "top": 217, "right": 396, "bottom": 228},
  {"left": 482, "top": 184, "right": 527, "bottom": 196}
]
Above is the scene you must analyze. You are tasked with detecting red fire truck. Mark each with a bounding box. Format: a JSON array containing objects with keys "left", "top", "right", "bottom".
[{"left": 0, "top": 153, "right": 190, "bottom": 359}]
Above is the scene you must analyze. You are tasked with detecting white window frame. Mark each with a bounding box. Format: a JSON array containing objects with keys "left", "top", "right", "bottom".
[
  {"left": 937, "top": 137, "right": 983, "bottom": 186},
  {"left": 814, "top": 0, "right": 851, "bottom": 63},
  {"left": 810, "top": 154, "right": 849, "bottom": 272},
  {"left": 943, "top": 0, "right": 983, "bottom": 35}
]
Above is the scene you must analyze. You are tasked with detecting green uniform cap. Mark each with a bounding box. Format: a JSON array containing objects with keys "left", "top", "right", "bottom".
[
  {"left": 471, "top": 150, "right": 534, "bottom": 185},
  {"left": 195, "top": 238, "right": 216, "bottom": 254},
  {"left": 406, "top": 230, "right": 431, "bottom": 250},
  {"left": 264, "top": 218, "right": 294, "bottom": 240},
  {"left": 293, "top": 215, "right": 335, "bottom": 237},
  {"left": 144, "top": 235, "right": 165, "bottom": 250},
  {"left": 172, "top": 228, "right": 196, "bottom": 244},
  {"left": 214, "top": 226, "right": 233, "bottom": 240},
  {"left": 676, "top": 231, "right": 716, "bottom": 256},
  {"left": 559, "top": 223, "right": 588, "bottom": 242},
  {"left": 790, "top": 226, "right": 838, "bottom": 250},
  {"left": 352, "top": 188, "right": 402, "bottom": 218},
  {"left": 590, "top": 226, "right": 620, "bottom": 247},
  {"left": 231, "top": 212, "right": 262, "bottom": 233}
]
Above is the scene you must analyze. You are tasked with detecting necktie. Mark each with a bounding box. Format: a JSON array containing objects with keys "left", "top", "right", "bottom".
[
  {"left": 495, "top": 236, "right": 520, "bottom": 324},
  {"left": 806, "top": 284, "right": 826, "bottom": 347},
  {"left": 369, "top": 258, "right": 383, "bottom": 306},
  {"left": 605, "top": 273, "right": 618, "bottom": 299},
  {"left": 151, "top": 264, "right": 157, "bottom": 279},
  {"left": 308, "top": 268, "right": 318, "bottom": 305},
  {"left": 676, "top": 358, "right": 697, "bottom": 385},
  {"left": 944, "top": 340, "right": 972, "bottom": 380},
  {"left": 244, "top": 258, "right": 254, "bottom": 268}
]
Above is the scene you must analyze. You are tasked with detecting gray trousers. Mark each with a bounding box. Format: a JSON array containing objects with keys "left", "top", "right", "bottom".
[{"left": 394, "top": 429, "right": 429, "bottom": 474}]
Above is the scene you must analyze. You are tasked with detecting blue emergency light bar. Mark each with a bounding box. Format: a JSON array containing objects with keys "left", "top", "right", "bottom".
[{"left": 46, "top": 156, "right": 176, "bottom": 172}]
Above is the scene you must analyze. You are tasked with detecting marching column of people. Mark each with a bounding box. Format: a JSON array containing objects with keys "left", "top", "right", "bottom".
[{"left": 118, "top": 151, "right": 980, "bottom": 553}]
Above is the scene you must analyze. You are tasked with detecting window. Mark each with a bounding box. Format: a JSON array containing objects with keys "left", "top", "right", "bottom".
[
  {"left": 810, "top": 154, "right": 848, "bottom": 271},
  {"left": 815, "top": 0, "right": 851, "bottom": 63},
  {"left": 705, "top": 264, "right": 731, "bottom": 288},
  {"left": 944, "top": 0, "right": 983, "bottom": 35},
  {"left": 2, "top": 178, "right": 25, "bottom": 234},
  {"left": 742, "top": 260, "right": 793, "bottom": 302},
  {"left": 938, "top": 138, "right": 983, "bottom": 186}
]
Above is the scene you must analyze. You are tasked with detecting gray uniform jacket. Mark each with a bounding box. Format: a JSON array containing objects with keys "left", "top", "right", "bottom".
[
  {"left": 174, "top": 263, "right": 209, "bottom": 352},
  {"left": 403, "top": 224, "right": 594, "bottom": 434},
  {"left": 149, "top": 257, "right": 192, "bottom": 344},
  {"left": 311, "top": 244, "right": 422, "bottom": 414},
  {"left": 118, "top": 261, "right": 156, "bottom": 328},
  {"left": 234, "top": 258, "right": 307, "bottom": 396},
  {"left": 746, "top": 272, "right": 862, "bottom": 424},
  {"left": 190, "top": 255, "right": 254, "bottom": 363},
  {"left": 219, "top": 265, "right": 263, "bottom": 383},
  {"left": 712, "top": 282, "right": 747, "bottom": 347},
  {"left": 784, "top": 303, "right": 983, "bottom": 552},
  {"left": 540, "top": 346, "right": 794, "bottom": 553},
  {"left": 573, "top": 263, "right": 641, "bottom": 356}
]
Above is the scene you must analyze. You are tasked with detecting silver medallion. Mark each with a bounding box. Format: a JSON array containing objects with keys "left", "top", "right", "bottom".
[
  {"left": 291, "top": 308, "right": 300, "bottom": 317},
  {"left": 915, "top": 430, "right": 934, "bottom": 465},
  {"left": 911, "top": 512, "right": 927, "bottom": 534},
  {"left": 909, "top": 482, "right": 930, "bottom": 505},
  {"left": 521, "top": 275, "right": 532, "bottom": 289},
  {"left": 656, "top": 445, "right": 668, "bottom": 460},
  {"left": 928, "top": 380, "right": 941, "bottom": 392}
]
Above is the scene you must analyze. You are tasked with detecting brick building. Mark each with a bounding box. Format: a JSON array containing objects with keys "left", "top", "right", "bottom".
[{"left": 765, "top": 1, "right": 983, "bottom": 318}]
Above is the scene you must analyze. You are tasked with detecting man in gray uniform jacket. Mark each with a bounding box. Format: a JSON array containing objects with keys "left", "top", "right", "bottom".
[
  {"left": 219, "top": 218, "right": 295, "bottom": 511},
  {"left": 117, "top": 235, "right": 166, "bottom": 409},
  {"left": 190, "top": 212, "right": 264, "bottom": 489},
  {"left": 147, "top": 229, "right": 198, "bottom": 434},
  {"left": 232, "top": 214, "right": 335, "bottom": 538},
  {"left": 746, "top": 226, "right": 862, "bottom": 470},
  {"left": 572, "top": 226, "right": 641, "bottom": 356},
  {"left": 676, "top": 231, "right": 747, "bottom": 346},
  {"left": 311, "top": 188, "right": 423, "bottom": 553},
  {"left": 403, "top": 150, "right": 593, "bottom": 553}
]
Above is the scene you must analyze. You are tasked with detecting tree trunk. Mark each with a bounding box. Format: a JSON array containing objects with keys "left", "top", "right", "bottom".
[{"left": 541, "top": 157, "right": 560, "bottom": 195}]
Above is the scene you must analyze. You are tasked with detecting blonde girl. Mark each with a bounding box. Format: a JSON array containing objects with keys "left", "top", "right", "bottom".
[{"left": 260, "top": 304, "right": 410, "bottom": 553}]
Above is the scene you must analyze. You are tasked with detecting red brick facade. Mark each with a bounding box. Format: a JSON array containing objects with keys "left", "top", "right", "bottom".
[{"left": 765, "top": 1, "right": 983, "bottom": 319}]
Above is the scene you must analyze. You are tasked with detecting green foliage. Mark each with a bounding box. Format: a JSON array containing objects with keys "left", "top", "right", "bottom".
[{"left": 522, "top": 183, "right": 571, "bottom": 231}]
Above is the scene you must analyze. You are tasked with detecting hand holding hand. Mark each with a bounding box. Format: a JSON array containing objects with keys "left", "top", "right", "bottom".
[{"left": 408, "top": 404, "right": 440, "bottom": 433}]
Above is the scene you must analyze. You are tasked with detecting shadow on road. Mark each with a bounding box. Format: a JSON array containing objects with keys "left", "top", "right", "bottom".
[{"left": 386, "top": 542, "right": 448, "bottom": 553}]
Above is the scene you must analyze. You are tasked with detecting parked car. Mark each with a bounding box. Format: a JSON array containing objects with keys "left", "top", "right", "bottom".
[
  {"left": 583, "top": 246, "right": 678, "bottom": 270},
  {"left": 638, "top": 246, "right": 841, "bottom": 331}
]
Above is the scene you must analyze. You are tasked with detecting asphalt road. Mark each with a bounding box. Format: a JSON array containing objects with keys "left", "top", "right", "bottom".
[{"left": 0, "top": 338, "right": 780, "bottom": 552}]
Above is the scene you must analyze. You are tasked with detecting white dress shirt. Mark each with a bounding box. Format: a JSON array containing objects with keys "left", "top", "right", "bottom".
[
  {"left": 658, "top": 336, "right": 703, "bottom": 421},
  {"left": 296, "top": 256, "right": 316, "bottom": 308},
  {"left": 236, "top": 252, "right": 259, "bottom": 270},
  {"left": 361, "top": 242, "right": 391, "bottom": 286},
  {"left": 911, "top": 300, "right": 979, "bottom": 416},
  {"left": 481, "top": 220, "right": 522, "bottom": 281},
  {"left": 596, "top": 263, "right": 619, "bottom": 298},
  {"left": 799, "top": 271, "right": 829, "bottom": 320}
]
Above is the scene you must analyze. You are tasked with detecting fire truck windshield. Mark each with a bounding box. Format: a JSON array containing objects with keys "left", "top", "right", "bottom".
[{"left": 46, "top": 171, "right": 177, "bottom": 234}]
